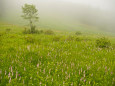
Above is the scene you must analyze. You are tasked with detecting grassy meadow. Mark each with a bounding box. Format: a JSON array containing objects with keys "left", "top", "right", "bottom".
[{"left": 0, "top": 22, "right": 115, "bottom": 86}]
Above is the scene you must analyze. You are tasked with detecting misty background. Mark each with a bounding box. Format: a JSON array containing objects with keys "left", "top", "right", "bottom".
[{"left": 0, "top": 0, "right": 115, "bottom": 33}]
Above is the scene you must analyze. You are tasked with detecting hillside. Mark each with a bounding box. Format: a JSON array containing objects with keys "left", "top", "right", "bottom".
[{"left": 0, "top": 22, "right": 115, "bottom": 85}]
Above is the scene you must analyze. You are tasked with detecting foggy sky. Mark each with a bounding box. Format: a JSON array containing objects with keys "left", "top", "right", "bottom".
[
  {"left": 63, "top": 0, "right": 115, "bottom": 10},
  {"left": 0, "top": 0, "right": 115, "bottom": 32}
]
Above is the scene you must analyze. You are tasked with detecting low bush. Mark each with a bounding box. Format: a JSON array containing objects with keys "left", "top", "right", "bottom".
[
  {"left": 53, "top": 36, "right": 60, "bottom": 42},
  {"left": 23, "top": 28, "right": 44, "bottom": 34},
  {"left": 96, "top": 37, "right": 111, "bottom": 48},
  {"left": 39, "top": 30, "right": 44, "bottom": 33},
  {"left": 25, "top": 35, "right": 35, "bottom": 43},
  {"left": 6, "top": 28, "right": 11, "bottom": 32},
  {"left": 75, "top": 31, "right": 82, "bottom": 35},
  {"left": 45, "top": 30, "right": 54, "bottom": 35},
  {"left": 9, "top": 34, "right": 17, "bottom": 38},
  {"left": 35, "top": 30, "right": 44, "bottom": 34},
  {"left": 23, "top": 28, "right": 31, "bottom": 34},
  {"left": 75, "top": 37, "right": 82, "bottom": 41},
  {"left": 31, "top": 26, "right": 36, "bottom": 33},
  {"left": 66, "top": 36, "right": 74, "bottom": 41}
]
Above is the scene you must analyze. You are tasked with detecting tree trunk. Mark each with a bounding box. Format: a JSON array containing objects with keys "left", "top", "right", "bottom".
[
  {"left": 29, "top": 20, "right": 36, "bottom": 33},
  {"left": 30, "top": 20, "right": 34, "bottom": 33}
]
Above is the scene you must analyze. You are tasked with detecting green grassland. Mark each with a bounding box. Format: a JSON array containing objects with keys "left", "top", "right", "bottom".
[{"left": 0, "top": 22, "right": 115, "bottom": 86}]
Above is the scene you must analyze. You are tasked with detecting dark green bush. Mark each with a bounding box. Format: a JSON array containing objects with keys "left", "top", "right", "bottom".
[
  {"left": 23, "top": 28, "right": 31, "bottom": 34},
  {"left": 66, "top": 36, "right": 74, "bottom": 41},
  {"left": 45, "top": 30, "right": 54, "bottom": 35},
  {"left": 35, "top": 30, "right": 44, "bottom": 34},
  {"left": 6, "top": 28, "right": 11, "bottom": 32},
  {"left": 23, "top": 28, "right": 43, "bottom": 34},
  {"left": 25, "top": 36, "right": 35, "bottom": 43},
  {"left": 53, "top": 36, "right": 60, "bottom": 42},
  {"left": 39, "top": 30, "right": 44, "bottom": 33},
  {"left": 31, "top": 25, "right": 36, "bottom": 33},
  {"left": 96, "top": 37, "right": 111, "bottom": 48},
  {"left": 75, "top": 31, "right": 82, "bottom": 35},
  {"left": 83, "top": 38, "right": 91, "bottom": 41},
  {"left": 76, "top": 37, "right": 82, "bottom": 41}
]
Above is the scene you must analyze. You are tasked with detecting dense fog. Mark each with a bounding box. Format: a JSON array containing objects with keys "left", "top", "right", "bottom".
[{"left": 0, "top": 0, "right": 115, "bottom": 32}]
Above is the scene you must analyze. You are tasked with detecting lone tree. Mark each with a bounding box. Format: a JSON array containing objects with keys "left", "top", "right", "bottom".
[{"left": 21, "top": 4, "right": 39, "bottom": 33}]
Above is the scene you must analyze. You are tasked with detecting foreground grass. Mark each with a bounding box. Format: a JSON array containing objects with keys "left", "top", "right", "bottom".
[{"left": 0, "top": 25, "right": 115, "bottom": 86}]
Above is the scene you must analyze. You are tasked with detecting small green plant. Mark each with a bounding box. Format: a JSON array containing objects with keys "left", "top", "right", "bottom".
[
  {"left": 39, "top": 30, "right": 44, "bottom": 33},
  {"left": 66, "top": 36, "right": 74, "bottom": 41},
  {"left": 53, "top": 36, "right": 60, "bottom": 42},
  {"left": 23, "top": 28, "right": 31, "bottom": 34},
  {"left": 83, "top": 38, "right": 91, "bottom": 42},
  {"left": 23, "top": 28, "right": 43, "bottom": 34},
  {"left": 45, "top": 30, "right": 54, "bottom": 35},
  {"left": 6, "top": 28, "right": 11, "bottom": 32},
  {"left": 96, "top": 37, "right": 111, "bottom": 48},
  {"left": 25, "top": 35, "right": 35, "bottom": 43},
  {"left": 31, "top": 25, "right": 36, "bottom": 33},
  {"left": 35, "top": 29, "right": 44, "bottom": 34},
  {"left": 76, "top": 37, "right": 82, "bottom": 41},
  {"left": 75, "top": 31, "right": 82, "bottom": 35}
]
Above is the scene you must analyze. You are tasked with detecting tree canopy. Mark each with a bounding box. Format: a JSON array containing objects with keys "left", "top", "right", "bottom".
[{"left": 21, "top": 4, "right": 39, "bottom": 33}]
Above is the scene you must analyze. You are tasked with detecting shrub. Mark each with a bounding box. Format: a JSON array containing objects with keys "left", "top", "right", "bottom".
[
  {"left": 53, "top": 36, "right": 60, "bottom": 42},
  {"left": 75, "top": 31, "right": 82, "bottom": 35},
  {"left": 31, "top": 25, "right": 36, "bottom": 33},
  {"left": 6, "top": 28, "right": 11, "bottom": 32},
  {"left": 96, "top": 37, "right": 111, "bottom": 48},
  {"left": 33, "top": 29, "right": 40, "bottom": 34},
  {"left": 66, "top": 36, "right": 74, "bottom": 41},
  {"left": 9, "top": 34, "right": 17, "bottom": 38},
  {"left": 23, "top": 28, "right": 31, "bottom": 34},
  {"left": 45, "top": 30, "right": 54, "bottom": 35},
  {"left": 83, "top": 38, "right": 91, "bottom": 42},
  {"left": 23, "top": 28, "right": 43, "bottom": 34},
  {"left": 35, "top": 30, "right": 44, "bottom": 34},
  {"left": 39, "top": 30, "right": 44, "bottom": 33},
  {"left": 76, "top": 37, "right": 82, "bottom": 41},
  {"left": 25, "top": 36, "right": 35, "bottom": 43}
]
